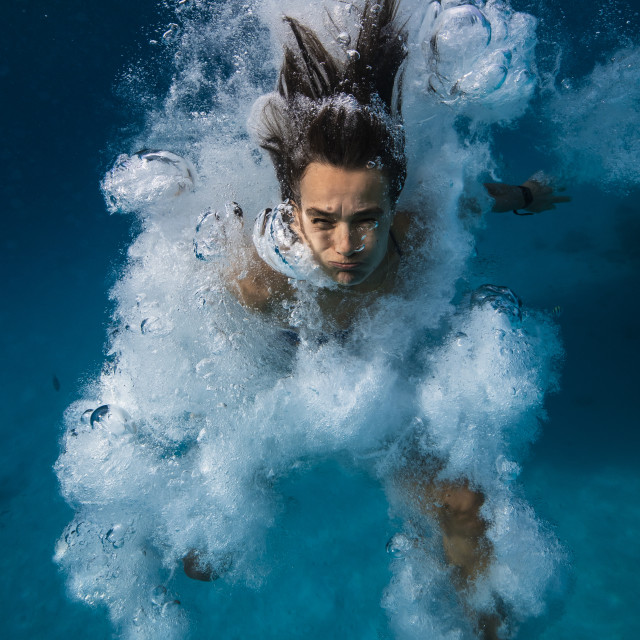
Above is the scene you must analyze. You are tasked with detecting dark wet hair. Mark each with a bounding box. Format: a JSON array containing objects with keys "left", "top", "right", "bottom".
[{"left": 253, "top": 0, "right": 408, "bottom": 204}]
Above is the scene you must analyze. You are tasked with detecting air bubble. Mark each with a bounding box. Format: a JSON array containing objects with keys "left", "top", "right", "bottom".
[
  {"left": 162, "top": 23, "right": 180, "bottom": 41},
  {"left": 90, "top": 405, "right": 136, "bottom": 436},
  {"left": 471, "top": 284, "right": 522, "bottom": 322},
  {"left": 132, "top": 608, "right": 147, "bottom": 627},
  {"left": 496, "top": 455, "right": 521, "bottom": 483},
  {"left": 161, "top": 600, "right": 181, "bottom": 615},
  {"left": 455, "top": 331, "right": 468, "bottom": 347},
  {"left": 140, "top": 316, "right": 174, "bottom": 336},
  {"left": 425, "top": 4, "right": 497, "bottom": 101},
  {"left": 101, "top": 150, "right": 195, "bottom": 215},
  {"left": 430, "top": 6, "right": 491, "bottom": 63},
  {"left": 150, "top": 585, "right": 168, "bottom": 606},
  {"left": 346, "top": 49, "right": 360, "bottom": 61},
  {"left": 80, "top": 409, "right": 93, "bottom": 424},
  {"left": 337, "top": 32, "right": 351, "bottom": 47},
  {"left": 54, "top": 537, "right": 68, "bottom": 560},
  {"left": 193, "top": 209, "right": 224, "bottom": 261},
  {"left": 513, "top": 68, "right": 534, "bottom": 86},
  {"left": 232, "top": 54, "right": 246, "bottom": 73},
  {"left": 194, "top": 203, "right": 242, "bottom": 262},
  {"left": 386, "top": 533, "right": 415, "bottom": 558},
  {"left": 105, "top": 523, "right": 127, "bottom": 549},
  {"left": 55, "top": 522, "right": 82, "bottom": 561},
  {"left": 454, "top": 49, "right": 511, "bottom": 96}
]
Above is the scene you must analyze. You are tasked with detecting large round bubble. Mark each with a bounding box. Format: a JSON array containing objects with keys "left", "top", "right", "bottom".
[
  {"left": 102, "top": 149, "right": 196, "bottom": 214},
  {"left": 429, "top": 5, "right": 492, "bottom": 77}
]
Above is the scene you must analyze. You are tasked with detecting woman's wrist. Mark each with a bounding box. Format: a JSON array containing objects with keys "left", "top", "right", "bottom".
[
  {"left": 485, "top": 173, "right": 571, "bottom": 215},
  {"left": 513, "top": 185, "right": 534, "bottom": 215},
  {"left": 485, "top": 182, "right": 531, "bottom": 214}
]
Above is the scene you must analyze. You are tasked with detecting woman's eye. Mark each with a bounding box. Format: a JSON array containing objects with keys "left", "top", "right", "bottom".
[{"left": 355, "top": 220, "right": 380, "bottom": 232}]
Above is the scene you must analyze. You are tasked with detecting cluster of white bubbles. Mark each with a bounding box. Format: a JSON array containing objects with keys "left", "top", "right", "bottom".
[
  {"left": 416, "top": 0, "right": 538, "bottom": 122},
  {"left": 546, "top": 47, "right": 640, "bottom": 191},
  {"left": 57, "top": 1, "right": 566, "bottom": 638},
  {"left": 102, "top": 150, "right": 197, "bottom": 215},
  {"left": 252, "top": 202, "right": 338, "bottom": 286}
]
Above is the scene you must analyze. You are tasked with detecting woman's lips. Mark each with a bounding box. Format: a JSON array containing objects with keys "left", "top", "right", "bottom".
[{"left": 329, "top": 261, "right": 360, "bottom": 270}]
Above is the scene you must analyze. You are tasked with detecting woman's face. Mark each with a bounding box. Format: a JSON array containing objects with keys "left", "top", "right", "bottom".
[{"left": 294, "top": 162, "right": 394, "bottom": 287}]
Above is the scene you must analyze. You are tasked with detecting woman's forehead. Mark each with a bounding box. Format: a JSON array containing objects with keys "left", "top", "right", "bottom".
[{"left": 299, "top": 162, "right": 391, "bottom": 210}]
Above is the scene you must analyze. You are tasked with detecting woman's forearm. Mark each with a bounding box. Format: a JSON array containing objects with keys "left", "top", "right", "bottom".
[
  {"left": 484, "top": 182, "right": 530, "bottom": 213},
  {"left": 484, "top": 174, "right": 571, "bottom": 214}
]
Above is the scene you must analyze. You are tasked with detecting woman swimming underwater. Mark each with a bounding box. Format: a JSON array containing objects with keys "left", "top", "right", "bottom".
[
  {"left": 56, "top": 2, "right": 570, "bottom": 639},
  {"left": 185, "top": 2, "right": 568, "bottom": 637}
]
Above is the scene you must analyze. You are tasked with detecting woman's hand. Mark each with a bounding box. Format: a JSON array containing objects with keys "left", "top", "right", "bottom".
[{"left": 520, "top": 171, "right": 572, "bottom": 213}]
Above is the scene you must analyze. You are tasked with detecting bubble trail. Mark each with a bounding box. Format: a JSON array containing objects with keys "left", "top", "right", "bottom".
[{"left": 55, "top": 1, "right": 567, "bottom": 638}]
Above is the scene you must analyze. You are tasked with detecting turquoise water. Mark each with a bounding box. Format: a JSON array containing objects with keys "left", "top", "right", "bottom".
[{"left": 2, "top": 0, "right": 639, "bottom": 638}]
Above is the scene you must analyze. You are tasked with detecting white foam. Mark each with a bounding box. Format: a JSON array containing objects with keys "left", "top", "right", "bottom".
[
  {"left": 102, "top": 150, "right": 196, "bottom": 215},
  {"left": 416, "top": 0, "right": 538, "bottom": 123},
  {"left": 56, "top": 1, "right": 565, "bottom": 637},
  {"left": 415, "top": 301, "right": 562, "bottom": 485},
  {"left": 546, "top": 47, "right": 640, "bottom": 190}
]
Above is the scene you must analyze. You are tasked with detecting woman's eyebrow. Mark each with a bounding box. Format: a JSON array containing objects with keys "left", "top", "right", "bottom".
[
  {"left": 305, "top": 206, "right": 385, "bottom": 218},
  {"left": 305, "top": 207, "right": 337, "bottom": 218},
  {"left": 353, "top": 207, "right": 384, "bottom": 217}
]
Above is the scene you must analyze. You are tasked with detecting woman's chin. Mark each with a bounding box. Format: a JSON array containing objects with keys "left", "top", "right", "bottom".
[
  {"left": 331, "top": 270, "right": 363, "bottom": 286},
  {"left": 327, "top": 270, "right": 360, "bottom": 287}
]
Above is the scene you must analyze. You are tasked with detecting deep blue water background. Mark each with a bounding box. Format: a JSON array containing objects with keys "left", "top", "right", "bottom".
[{"left": 1, "top": 0, "right": 639, "bottom": 638}]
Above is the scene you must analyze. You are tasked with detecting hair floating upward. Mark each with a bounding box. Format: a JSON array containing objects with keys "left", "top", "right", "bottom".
[
  {"left": 278, "top": 0, "right": 406, "bottom": 114},
  {"left": 253, "top": 0, "right": 409, "bottom": 203}
]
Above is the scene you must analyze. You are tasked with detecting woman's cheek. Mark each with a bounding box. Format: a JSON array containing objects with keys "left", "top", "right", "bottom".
[{"left": 313, "top": 231, "right": 333, "bottom": 254}]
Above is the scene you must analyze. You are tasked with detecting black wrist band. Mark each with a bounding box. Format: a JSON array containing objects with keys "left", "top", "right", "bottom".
[
  {"left": 513, "top": 185, "right": 534, "bottom": 215},
  {"left": 518, "top": 185, "right": 533, "bottom": 207}
]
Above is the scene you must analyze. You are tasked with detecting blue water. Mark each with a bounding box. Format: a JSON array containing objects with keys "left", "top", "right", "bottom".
[{"left": 1, "top": 0, "right": 639, "bottom": 638}]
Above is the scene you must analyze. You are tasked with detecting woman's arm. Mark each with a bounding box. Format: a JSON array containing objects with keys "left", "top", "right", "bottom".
[
  {"left": 216, "top": 203, "right": 294, "bottom": 313},
  {"left": 232, "top": 247, "right": 293, "bottom": 312},
  {"left": 485, "top": 173, "right": 571, "bottom": 214}
]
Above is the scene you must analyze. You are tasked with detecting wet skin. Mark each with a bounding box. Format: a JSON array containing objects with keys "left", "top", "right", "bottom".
[
  {"left": 234, "top": 162, "right": 405, "bottom": 324},
  {"left": 292, "top": 163, "right": 395, "bottom": 289}
]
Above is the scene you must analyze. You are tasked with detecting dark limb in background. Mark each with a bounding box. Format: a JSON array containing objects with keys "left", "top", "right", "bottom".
[{"left": 485, "top": 172, "right": 571, "bottom": 214}]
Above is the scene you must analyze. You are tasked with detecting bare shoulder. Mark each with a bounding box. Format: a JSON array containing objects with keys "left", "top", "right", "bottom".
[
  {"left": 233, "top": 251, "right": 294, "bottom": 313},
  {"left": 391, "top": 210, "right": 412, "bottom": 241}
]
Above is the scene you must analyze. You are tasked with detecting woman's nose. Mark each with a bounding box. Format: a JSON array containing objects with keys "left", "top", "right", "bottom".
[{"left": 335, "top": 223, "right": 363, "bottom": 256}]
